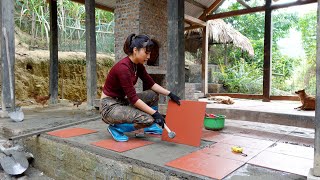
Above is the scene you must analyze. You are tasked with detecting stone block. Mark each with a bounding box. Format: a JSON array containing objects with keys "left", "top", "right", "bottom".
[{"left": 208, "top": 83, "right": 224, "bottom": 93}]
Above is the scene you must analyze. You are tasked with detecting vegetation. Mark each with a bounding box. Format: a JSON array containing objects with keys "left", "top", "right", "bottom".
[
  {"left": 208, "top": 2, "right": 316, "bottom": 95},
  {"left": 15, "top": 0, "right": 114, "bottom": 53}
]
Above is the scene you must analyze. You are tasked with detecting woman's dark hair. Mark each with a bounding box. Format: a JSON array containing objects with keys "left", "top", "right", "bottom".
[{"left": 123, "top": 34, "right": 154, "bottom": 55}]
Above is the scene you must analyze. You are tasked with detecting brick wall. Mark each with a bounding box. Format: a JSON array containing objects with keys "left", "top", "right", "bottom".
[
  {"left": 115, "top": 0, "right": 168, "bottom": 102},
  {"left": 139, "top": 0, "right": 167, "bottom": 68},
  {"left": 114, "top": 0, "right": 167, "bottom": 68},
  {"left": 114, "top": 0, "right": 141, "bottom": 62}
]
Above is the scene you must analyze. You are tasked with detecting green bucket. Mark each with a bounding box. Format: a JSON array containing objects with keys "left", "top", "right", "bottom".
[{"left": 204, "top": 114, "right": 225, "bottom": 130}]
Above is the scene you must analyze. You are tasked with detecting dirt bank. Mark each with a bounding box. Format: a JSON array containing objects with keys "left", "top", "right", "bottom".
[{"left": 14, "top": 48, "right": 114, "bottom": 103}]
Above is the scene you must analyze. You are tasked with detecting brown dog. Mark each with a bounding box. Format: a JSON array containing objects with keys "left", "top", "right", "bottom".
[
  {"left": 295, "top": 89, "right": 315, "bottom": 110},
  {"left": 207, "top": 96, "right": 235, "bottom": 105}
]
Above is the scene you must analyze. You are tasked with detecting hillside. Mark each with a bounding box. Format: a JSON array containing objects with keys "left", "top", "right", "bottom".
[{"left": 12, "top": 28, "right": 114, "bottom": 105}]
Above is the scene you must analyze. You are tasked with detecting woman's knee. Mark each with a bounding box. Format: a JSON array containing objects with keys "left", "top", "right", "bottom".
[{"left": 134, "top": 114, "right": 154, "bottom": 128}]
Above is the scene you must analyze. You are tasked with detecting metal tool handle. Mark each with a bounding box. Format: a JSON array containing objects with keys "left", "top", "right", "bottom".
[
  {"left": 164, "top": 124, "right": 171, "bottom": 133},
  {"left": 3, "top": 27, "right": 15, "bottom": 111}
]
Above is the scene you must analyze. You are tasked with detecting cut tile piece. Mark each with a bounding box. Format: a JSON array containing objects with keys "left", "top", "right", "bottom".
[
  {"left": 47, "top": 127, "right": 97, "bottom": 138},
  {"left": 162, "top": 100, "right": 207, "bottom": 147},
  {"left": 220, "top": 135, "right": 275, "bottom": 150},
  {"left": 248, "top": 151, "right": 313, "bottom": 176},
  {"left": 91, "top": 139, "right": 154, "bottom": 152},
  {"left": 201, "top": 143, "right": 262, "bottom": 162},
  {"left": 266, "top": 142, "right": 314, "bottom": 159},
  {"left": 166, "top": 150, "right": 244, "bottom": 179}
]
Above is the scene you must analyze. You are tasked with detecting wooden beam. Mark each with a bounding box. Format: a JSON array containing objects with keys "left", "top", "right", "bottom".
[
  {"left": 85, "top": 0, "right": 97, "bottom": 108},
  {"left": 1, "top": 0, "right": 15, "bottom": 110},
  {"left": 185, "top": 0, "right": 207, "bottom": 9},
  {"left": 237, "top": 0, "right": 251, "bottom": 8},
  {"left": 49, "top": 0, "right": 59, "bottom": 104},
  {"left": 184, "top": 14, "right": 206, "bottom": 27},
  {"left": 263, "top": 0, "right": 272, "bottom": 102},
  {"left": 199, "top": 0, "right": 224, "bottom": 20},
  {"left": 206, "top": 0, "right": 316, "bottom": 20},
  {"left": 185, "top": 25, "right": 202, "bottom": 31},
  {"left": 206, "top": 6, "right": 265, "bottom": 20},
  {"left": 70, "top": 0, "right": 114, "bottom": 12},
  {"left": 272, "top": 0, "right": 316, "bottom": 11},
  {"left": 168, "top": 0, "right": 185, "bottom": 99},
  {"left": 207, "top": 93, "right": 300, "bottom": 101},
  {"left": 313, "top": 0, "right": 320, "bottom": 176},
  {"left": 201, "top": 26, "right": 208, "bottom": 95}
]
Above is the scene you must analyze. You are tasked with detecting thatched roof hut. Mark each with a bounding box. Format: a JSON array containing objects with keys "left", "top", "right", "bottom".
[{"left": 185, "top": 19, "right": 254, "bottom": 57}]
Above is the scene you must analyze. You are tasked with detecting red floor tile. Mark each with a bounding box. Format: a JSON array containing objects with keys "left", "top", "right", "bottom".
[
  {"left": 162, "top": 100, "right": 207, "bottom": 147},
  {"left": 202, "top": 131, "right": 234, "bottom": 142},
  {"left": 201, "top": 143, "right": 262, "bottom": 162},
  {"left": 166, "top": 150, "right": 244, "bottom": 179},
  {"left": 220, "top": 135, "right": 275, "bottom": 150},
  {"left": 47, "top": 128, "right": 97, "bottom": 138},
  {"left": 266, "top": 142, "right": 314, "bottom": 159},
  {"left": 248, "top": 151, "right": 313, "bottom": 176},
  {"left": 91, "top": 139, "right": 155, "bottom": 152}
]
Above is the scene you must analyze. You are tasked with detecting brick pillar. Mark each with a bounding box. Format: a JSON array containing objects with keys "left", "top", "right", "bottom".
[
  {"left": 115, "top": 0, "right": 168, "bottom": 104},
  {"left": 114, "top": 0, "right": 167, "bottom": 68}
]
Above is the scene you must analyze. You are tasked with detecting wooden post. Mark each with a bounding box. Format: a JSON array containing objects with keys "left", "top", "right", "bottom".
[
  {"left": 85, "top": 0, "right": 97, "bottom": 108},
  {"left": 49, "top": 0, "right": 58, "bottom": 104},
  {"left": 0, "top": 0, "right": 15, "bottom": 111},
  {"left": 201, "top": 26, "right": 208, "bottom": 95},
  {"left": 262, "top": 0, "right": 272, "bottom": 102},
  {"left": 313, "top": 0, "right": 320, "bottom": 176},
  {"left": 167, "top": 0, "right": 185, "bottom": 99}
]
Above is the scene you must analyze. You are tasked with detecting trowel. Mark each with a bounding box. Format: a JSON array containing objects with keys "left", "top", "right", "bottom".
[{"left": 0, "top": 144, "right": 29, "bottom": 175}]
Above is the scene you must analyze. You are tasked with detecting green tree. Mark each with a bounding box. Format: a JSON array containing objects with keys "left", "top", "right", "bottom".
[
  {"left": 213, "top": 2, "right": 299, "bottom": 94},
  {"left": 293, "top": 11, "right": 317, "bottom": 94}
]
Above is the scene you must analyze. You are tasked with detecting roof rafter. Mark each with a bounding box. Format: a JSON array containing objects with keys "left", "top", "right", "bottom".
[
  {"left": 185, "top": 14, "right": 206, "bottom": 27},
  {"left": 198, "top": 0, "right": 225, "bottom": 20},
  {"left": 185, "top": 25, "right": 202, "bottom": 31},
  {"left": 236, "top": 0, "right": 251, "bottom": 8},
  {"left": 206, "top": 0, "right": 316, "bottom": 20}
]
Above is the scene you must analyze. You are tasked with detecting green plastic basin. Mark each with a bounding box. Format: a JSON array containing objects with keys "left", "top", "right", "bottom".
[{"left": 204, "top": 114, "right": 225, "bottom": 130}]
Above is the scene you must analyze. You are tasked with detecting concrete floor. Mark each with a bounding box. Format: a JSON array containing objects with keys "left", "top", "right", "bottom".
[{"left": 0, "top": 99, "right": 316, "bottom": 179}]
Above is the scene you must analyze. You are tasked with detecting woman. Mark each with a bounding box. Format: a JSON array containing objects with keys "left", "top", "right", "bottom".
[{"left": 100, "top": 34, "right": 181, "bottom": 142}]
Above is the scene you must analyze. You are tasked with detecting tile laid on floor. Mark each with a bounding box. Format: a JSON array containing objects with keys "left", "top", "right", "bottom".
[
  {"left": 265, "top": 142, "right": 314, "bottom": 159},
  {"left": 47, "top": 127, "right": 97, "bottom": 138},
  {"left": 248, "top": 151, "right": 313, "bottom": 176},
  {"left": 166, "top": 150, "right": 244, "bottom": 179},
  {"left": 162, "top": 100, "right": 207, "bottom": 147},
  {"left": 220, "top": 135, "right": 275, "bottom": 150},
  {"left": 232, "top": 129, "right": 285, "bottom": 142},
  {"left": 279, "top": 135, "right": 314, "bottom": 147},
  {"left": 201, "top": 143, "right": 262, "bottom": 162},
  {"left": 202, "top": 131, "right": 235, "bottom": 142},
  {"left": 91, "top": 139, "right": 155, "bottom": 152}
]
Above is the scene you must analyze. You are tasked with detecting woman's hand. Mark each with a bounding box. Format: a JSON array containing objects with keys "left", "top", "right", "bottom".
[
  {"left": 152, "top": 111, "right": 165, "bottom": 128},
  {"left": 168, "top": 92, "right": 181, "bottom": 105}
]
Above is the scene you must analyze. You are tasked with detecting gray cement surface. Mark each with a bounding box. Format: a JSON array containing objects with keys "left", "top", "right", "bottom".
[
  {"left": 0, "top": 100, "right": 316, "bottom": 179},
  {"left": 224, "top": 164, "right": 306, "bottom": 180},
  {"left": 0, "top": 104, "right": 98, "bottom": 138}
]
